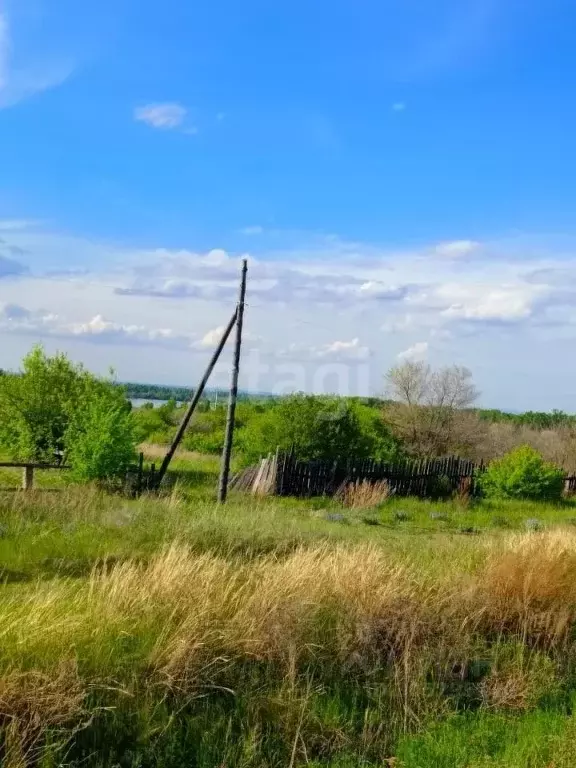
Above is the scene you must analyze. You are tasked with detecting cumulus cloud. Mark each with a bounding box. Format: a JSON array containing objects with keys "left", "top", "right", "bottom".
[
  {"left": 438, "top": 283, "right": 548, "bottom": 323},
  {"left": 397, "top": 341, "right": 429, "bottom": 361},
  {"left": 69, "top": 314, "right": 196, "bottom": 347},
  {"left": 0, "top": 302, "right": 58, "bottom": 332},
  {"left": 318, "top": 338, "right": 371, "bottom": 360},
  {"left": 4, "top": 223, "right": 576, "bottom": 405},
  {"left": 278, "top": 338, "right": 371, "bottom": 362},
  {"left": 0, "top": 303, "right": 201, "bottom": 350},
  {"left": 196, "top": 325, "right": 227, "bottom": 349},
  {"left": 115, "top": 248, "right": 409, "bottom": 307},
  {"left": 134, "top": 103, "right": 188, "bottom": 130}
]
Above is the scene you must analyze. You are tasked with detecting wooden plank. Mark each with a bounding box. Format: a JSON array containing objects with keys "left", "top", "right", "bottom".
[{"left": 0, "top": 462, "right": 70, "bottom": 470}]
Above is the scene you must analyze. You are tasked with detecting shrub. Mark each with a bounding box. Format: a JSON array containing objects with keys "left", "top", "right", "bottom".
[
  {"left": 479, "top": 445, "right": 565, "bottom": 502},
  {"left": 66, "top": 391, "right": 136, "bottom": 482}
]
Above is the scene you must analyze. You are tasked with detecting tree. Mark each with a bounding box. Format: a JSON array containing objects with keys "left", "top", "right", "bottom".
[
  {"left": 236, "top": 394, "right": 398, "bottom": 465},
  {"left": 384, "top": 361, "right": 483, "bottom": 457},
  {"left": 0, "top": 346, "right": 87, "bottom": 461},
  {"left": 0, "top": 346, "right": 136, "bottom": 479}
]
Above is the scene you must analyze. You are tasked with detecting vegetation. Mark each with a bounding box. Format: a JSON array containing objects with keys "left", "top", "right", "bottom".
[
  {"left": 123, "top": 380, "right": 277, "bottom": 403},
  {"left": 479, "top": 445, "right": 566, "bottom": 502},
  {"left": 0, "top": 346, "right": 136, "bottom": 479},
  {"left": 236, "top": 394, "right": 399, "bottom": 464},
  {"left": 5, "top": 347, "right": 576, "bottom": 764},
  {"left": 2, "top": 455, "right": 576, "bottom": 766}
]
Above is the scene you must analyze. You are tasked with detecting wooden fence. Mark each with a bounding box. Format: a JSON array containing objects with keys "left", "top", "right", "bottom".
[
  {"left": 0, "top": 462, "right": 70, "bottom": 491},
  {"left": 274, "top": 454, "right": 484, "bottom": 498}
]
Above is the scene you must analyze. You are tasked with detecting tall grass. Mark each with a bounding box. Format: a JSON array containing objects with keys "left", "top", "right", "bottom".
[{"left": 2, "top": 525, "right": 576, "bottom": 765}]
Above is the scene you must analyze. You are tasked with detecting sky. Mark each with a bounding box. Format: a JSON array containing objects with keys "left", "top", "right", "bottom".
[{"left": 1, "top": 0, "right": 576, "bottom": 410}]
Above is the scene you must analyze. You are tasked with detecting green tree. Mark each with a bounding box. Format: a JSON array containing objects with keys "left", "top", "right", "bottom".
[
  {"left": 131, "top": 399, "right": 181, "bottom": 443},
  {"left": 0, "top": 346, "right": 136, "bottom": 479},
  {"left": 0, "top": 346, "right": 86, "bottom": 461},
  {"left": 479, "top": 445, "right": 565, "bottom": 501},
  {"left": 183, "top": 401, "right": 266, "bottom": 454},
  {"left": 236, "top": 394, "right": 398, "bottom": 465}
]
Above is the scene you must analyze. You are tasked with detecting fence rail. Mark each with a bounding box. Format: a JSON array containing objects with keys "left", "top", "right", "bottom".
[{"left": 0, "top": 462, "right": 70, "bottom": 491}]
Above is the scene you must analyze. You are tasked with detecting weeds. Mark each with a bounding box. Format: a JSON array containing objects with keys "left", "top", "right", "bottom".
[{"left": 336, "top": 479, "right": 391, "bottom": 510}]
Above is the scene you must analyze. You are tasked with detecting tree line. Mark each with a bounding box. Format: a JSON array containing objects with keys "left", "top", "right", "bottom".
[{"left": 2, "top": 346, "right": 576, "bottom": 483}]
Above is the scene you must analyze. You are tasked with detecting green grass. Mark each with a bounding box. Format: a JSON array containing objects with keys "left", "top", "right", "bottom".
[
  {"left": 397, "top": 706, "right": 576, "bottom": 767},
  {"left": 2, "top": 448, "right": 576, "bottom": 766}
]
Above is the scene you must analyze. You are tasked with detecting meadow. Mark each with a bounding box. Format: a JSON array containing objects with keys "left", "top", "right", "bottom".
[{"left": 2, "top": 448, "right": 576, "bottom": 766}]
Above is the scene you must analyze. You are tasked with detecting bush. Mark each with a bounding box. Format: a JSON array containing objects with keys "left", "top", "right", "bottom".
[
  {"left": 66, "top": 390, "right": 136, "bottom": 482},
  {"left": 479, "top": 446, "right": 565, "bottom": 502}
]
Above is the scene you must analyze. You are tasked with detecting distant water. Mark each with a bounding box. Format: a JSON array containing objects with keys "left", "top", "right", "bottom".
[{"left": 130, "top": 398, "right": 184, "bottom": 408}]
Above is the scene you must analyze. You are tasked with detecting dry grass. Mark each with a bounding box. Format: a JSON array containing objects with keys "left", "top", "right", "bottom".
[
  {"left": 139, "top": 443, "right": 207, "bottom": 462},
  {"left": 479, "top": 530, "right": 576, "bottom": 647},
  {"left": 2, "top": 531, "right": 576, "bottom": 763},
  {"left": 336, "top": 479, "right": 391, "bottom": 509}
]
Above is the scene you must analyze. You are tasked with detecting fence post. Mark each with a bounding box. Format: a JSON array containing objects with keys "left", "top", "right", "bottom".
[
  {"left": 22, "top": 465, "right": 34, "bottom": 491},
  {"left": 136, "top": 452, "right": 144, "bottom": 496}
]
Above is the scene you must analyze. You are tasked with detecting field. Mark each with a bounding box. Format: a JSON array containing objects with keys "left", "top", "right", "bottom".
[{"left": 3, "top": 448, "right": 576, "bottom": 766}]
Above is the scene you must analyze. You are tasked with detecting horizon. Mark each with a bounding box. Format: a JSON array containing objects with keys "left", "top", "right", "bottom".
[{"left": 2, "top": 0, "right": 576, "bottom": 411}]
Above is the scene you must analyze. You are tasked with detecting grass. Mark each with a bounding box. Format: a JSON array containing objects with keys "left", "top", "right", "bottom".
[{"left": 2, "top": 448, "right": 576, "bottom": 765}]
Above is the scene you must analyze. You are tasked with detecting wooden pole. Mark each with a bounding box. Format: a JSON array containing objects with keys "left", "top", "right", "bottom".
[
  {"left": 155, "top": 310, "right": 238, "bottom": 489},
  {"left": 218, "top": 259, "right": 248, "bottom": 503},
  {"left": 22, "top": 465, "right": 34, "bottom": 491}
]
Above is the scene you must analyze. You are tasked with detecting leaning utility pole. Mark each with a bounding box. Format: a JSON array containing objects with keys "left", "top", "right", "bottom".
[
  {"left": 218, "top": 258, "right": 248, "bottom": 503},
  {"left": 155, "top": 310, "right": 238, "bottom": 489}
]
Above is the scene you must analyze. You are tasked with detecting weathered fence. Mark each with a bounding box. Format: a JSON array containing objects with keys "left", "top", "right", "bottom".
[
  {"left": 274, "top": 454, "right": 484, "bottom": 498},
  {"left": 0, "top": 462, "right": 70, "bottom": 491}
]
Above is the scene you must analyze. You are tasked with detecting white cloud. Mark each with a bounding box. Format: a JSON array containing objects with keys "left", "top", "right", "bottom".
[
  {"left": 434, "top": 240, "right": 480, "bottom": 258},
  {"left": 0, "top": 304, "right": 200, "bottom": 350},
  {"left": 5, "top": 223, "right": 576, "bottom": 406},
  {"left": 197, "top": 325, "right": 227, "bottom": 348},
  {"left": 239, "top": 225, "right": 264, "bottom": 236},
  {"left": 278, "top": 338, "right": 371, "bottom": 362},
  {"left": 397, "top": 341, "right": 429, "bottom": 361},
  {"left": 317, "top": 338, "right": 371, "bottom": 361},
  {"left": 134, "top": 103, "right": 188, "bottom": 130},
  {"left": 438, "top": 283, "right": 548, "bottom": 323},
  {"left": 358, "top": 281, "right": 406, "bottom": 300},
  {"left": 392, "top": 102, "right": 406, "bottom": 112}
]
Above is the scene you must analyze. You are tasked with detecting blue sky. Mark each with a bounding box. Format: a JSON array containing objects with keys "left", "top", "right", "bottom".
[{"left": 1, "top": 0, "right": 576, "bottom": 409}]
